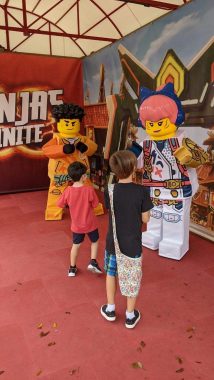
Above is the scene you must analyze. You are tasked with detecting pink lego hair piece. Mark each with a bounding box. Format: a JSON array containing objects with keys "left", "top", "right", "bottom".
[{"left": 139, "top": 94, "right": 178, "bottom": 128}]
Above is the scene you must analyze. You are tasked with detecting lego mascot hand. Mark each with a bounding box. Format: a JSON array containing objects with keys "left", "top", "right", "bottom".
[
  {"left": 63, "top": 143, "right": 75, "bottom": 154},
  {"left": 76, "top": 141, "right": 88, "bottom": 153},
  {"left": 174, "top": 138, "right": 209, "bottom": 168}
]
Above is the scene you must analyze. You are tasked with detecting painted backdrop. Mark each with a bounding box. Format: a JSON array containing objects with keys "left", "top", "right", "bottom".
[{"left": 83, "top": 0, "right": 214, "bottom": 239}]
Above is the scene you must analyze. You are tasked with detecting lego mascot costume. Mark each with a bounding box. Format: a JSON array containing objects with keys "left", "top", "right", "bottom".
[
  {"left": 42, "top": 103, "right": 101, "bottom": 220},
  {"left": 137, "top": 83, "right": 209, "bottom": 260}
]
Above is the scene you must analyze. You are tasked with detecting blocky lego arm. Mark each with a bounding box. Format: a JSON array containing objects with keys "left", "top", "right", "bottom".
[
  {"left": 173, "top": 137, "right": 210, "bottom": 168},
  {"left": 79, "top": 135, "right": 97, "bottom": 156},
  {"left": 42, "top": 137, "right": 66, "bottom": 159}
]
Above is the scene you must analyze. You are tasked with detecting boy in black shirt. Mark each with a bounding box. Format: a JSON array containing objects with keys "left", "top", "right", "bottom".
[{"left": 101, "top": 150, "right": 153, "bottom": 329}]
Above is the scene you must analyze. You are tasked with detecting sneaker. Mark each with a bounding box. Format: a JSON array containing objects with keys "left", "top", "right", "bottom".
[
  {"left": 87, "top": 259, "right": 102, "bottom": 274},
  {"left": 100, "top": 304, "right": 116, "bottom": 322},
  {"left": 125, "top": 310, "right": 141, "bottom": 329},
  {"left": 68, "top": 266, "right": 77, "bottom": 277}
]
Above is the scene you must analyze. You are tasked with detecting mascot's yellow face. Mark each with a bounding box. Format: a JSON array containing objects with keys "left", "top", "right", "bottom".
[
  {"left": 57, "top": 118, "right": 80, "bottom": 138},
  {"left": 145, "top": 117, "right": 177, "bottom": 140}
]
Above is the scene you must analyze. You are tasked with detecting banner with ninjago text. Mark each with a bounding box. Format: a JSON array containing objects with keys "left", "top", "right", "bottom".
[{"left": 0, "top": 52, "right": 83, "bottom": 193}]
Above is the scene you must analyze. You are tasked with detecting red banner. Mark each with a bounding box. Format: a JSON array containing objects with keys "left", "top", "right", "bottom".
[{"left": 0, "top": 52, "right": 83, "bottom": 193}]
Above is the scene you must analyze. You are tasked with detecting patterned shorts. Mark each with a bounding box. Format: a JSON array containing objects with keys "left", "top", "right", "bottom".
[{"left": 104, "top": 250, "right": 117, "bottom": 277}]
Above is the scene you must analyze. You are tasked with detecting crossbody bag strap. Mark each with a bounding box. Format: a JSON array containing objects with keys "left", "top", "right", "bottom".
[{"left": 108, "top": 184, "right": 121, "bottom": 253}]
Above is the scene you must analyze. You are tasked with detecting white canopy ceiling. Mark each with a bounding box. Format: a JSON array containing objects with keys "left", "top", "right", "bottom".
[{"left": 0, "top": 0, "right": 189, "bottom": 58}]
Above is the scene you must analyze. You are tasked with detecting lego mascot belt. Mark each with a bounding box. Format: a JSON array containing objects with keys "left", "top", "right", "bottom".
[
  {"left": 42, "top": 103, "right": 103, "bottom": 220},
  {"left": 136, "top": 83, "right": 209, "bottom": 260}
]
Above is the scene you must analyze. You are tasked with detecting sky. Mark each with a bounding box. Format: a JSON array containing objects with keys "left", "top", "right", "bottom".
[{"left": 83, "top": 0, "right": 214, "bottom": 104}]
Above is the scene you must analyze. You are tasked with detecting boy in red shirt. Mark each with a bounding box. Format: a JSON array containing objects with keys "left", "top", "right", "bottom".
[{"left": 57, "top": 162, "right": 102, "bottom": 277}]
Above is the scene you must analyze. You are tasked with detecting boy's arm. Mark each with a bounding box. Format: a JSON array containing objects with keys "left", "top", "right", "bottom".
[
  {"left": 91, "top": 187, "right": 99, "bottom": 208},
  {"left": 141, "top": 186, "right": 153, "bottom": 223},
  {"left": 142, "top": 210, "right": 150, "bottom": 223},
  {"left": 104, "top": 187, "right": 110, "bottom": 210},
  {"left": 56, "top": 188, "right": 69, "bottom": 208},
  {"left": 137, "top": 141, "right": 144, "bottom": 169}
]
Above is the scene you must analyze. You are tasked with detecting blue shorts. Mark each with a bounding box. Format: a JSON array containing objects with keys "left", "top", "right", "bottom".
[
  {"left": 73, "top": 229, "right": 99, "bottom": 244},
  {"left": 104, "top": 250, "right": 117, "bottom": 277}
]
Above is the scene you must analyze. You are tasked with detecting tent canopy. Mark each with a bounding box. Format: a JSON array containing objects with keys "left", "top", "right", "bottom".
[{"left": 0, "top": 0, "right": 189, "bottom": 57}]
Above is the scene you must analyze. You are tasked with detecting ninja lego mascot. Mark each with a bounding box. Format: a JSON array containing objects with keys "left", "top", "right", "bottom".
[
  {"left": 137, "top": 83, "right": 209, "bottom": 260},
  {"left": 42, "top": 103, "right": 101, "bottom": 220}
]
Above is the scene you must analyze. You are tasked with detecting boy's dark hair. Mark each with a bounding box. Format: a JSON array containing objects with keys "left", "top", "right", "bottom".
[
  {"left": 109, "top": 150, "right": 137, "bottom": 179},
  {"left": 68, "top": 162, "right": 87, "bottom": 182},
  {"left": 52, "top": 103, "right": 85, "bottom": 122}
]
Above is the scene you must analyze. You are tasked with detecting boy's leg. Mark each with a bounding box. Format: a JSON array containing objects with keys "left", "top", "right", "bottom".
[
  {"left": 87, "top": 229, "right": 102, "bottom": 274},
  {"left": 106, "top": 274, "right": 117, "bottom": 305},
  {"left": 125, "top": 296, "right": 141, "bottom": 329},
  {"left": 68, "top": 233, "right": 84, "bottom": 277},
  {"left": 127, "top": 296, "right": 137, "bottom": 313},
  {"left": 91, "top": 240, "right": 99, "bottom": 260},
  {"left": 70, "top": 243, "right": 81, "bottom": 267},
  {"left": 100, "top": 252, "right": 117, "bottom": 322}
]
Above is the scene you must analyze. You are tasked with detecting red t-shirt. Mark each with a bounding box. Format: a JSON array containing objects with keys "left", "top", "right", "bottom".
[{"left": 57, "top": 185, "right": 99, "bottom": 233}]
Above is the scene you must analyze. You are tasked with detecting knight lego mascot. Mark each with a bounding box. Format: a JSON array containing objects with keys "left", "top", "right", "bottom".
[
  {"left": 137, "top": 83, "right": 209, "bottom": 260},
  {"left": 42, "top": 103, "right": 102, "bottom": 220}
]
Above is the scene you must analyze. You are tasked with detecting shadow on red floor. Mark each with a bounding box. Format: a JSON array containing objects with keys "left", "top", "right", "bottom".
[{"left": 0, "top": 190, "right": 214, "bottom": 380}]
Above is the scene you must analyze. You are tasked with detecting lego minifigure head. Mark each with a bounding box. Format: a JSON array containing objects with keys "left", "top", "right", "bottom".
[
  {"left": 139, "top": 83, "right": 184, "bottom": 141},
  {"left": 52, "top": 103, "right": 85, "bottom": 138},
  {"left": 57, "top": 118, "right": 80, "bottom": 138}
]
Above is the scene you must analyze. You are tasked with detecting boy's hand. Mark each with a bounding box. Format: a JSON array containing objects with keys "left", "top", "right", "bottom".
[
  {"left": 128, "top": 141, "right": 143, "bottom": 158},
  {"left": 76, "top": 141, "right": 88, "bottom": 153},
  {"left": 63, "top": 143, "right": 75, "bottom": 154}
]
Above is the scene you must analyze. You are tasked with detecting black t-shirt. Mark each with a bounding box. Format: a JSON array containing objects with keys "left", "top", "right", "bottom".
[{"left": 104, "top": 182, "right": 153, "bottom": 258}]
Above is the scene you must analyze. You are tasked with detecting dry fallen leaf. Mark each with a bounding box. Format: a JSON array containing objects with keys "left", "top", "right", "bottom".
[
  {"left": 40, "top": 331, "right": 50, "bottom": 338},
  {"left": 48, "top": 341, "right": 56, "bottom": 347},
  {"left": 36, "top": 370, "right": 42, "bottom": 376},
  {"left": 186, "top": 326, "right": 195, "bottom": 339},
  {"left": 0, "top": 371, "right": 5, "bottom": 376},
  {"left": 186, "top": 326, "right": 195, "bottom": 333},
  {"left": 37, "top": 323, "right": 43, "bottom": 330},
  {"left": 69, "top": 367, "right": 80, "bottom": 376},
  {"left": 176, "top": 356, "right": 183, "bottom": 364},
  {"left": 132, "top": 361, "right": 143, "bottom": 369},
  {"left": 176, "top": 368, "right": 184, "bottom": 373},
  {"left": 52, "top": 322, "right": 58, "bottom": 329}
]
